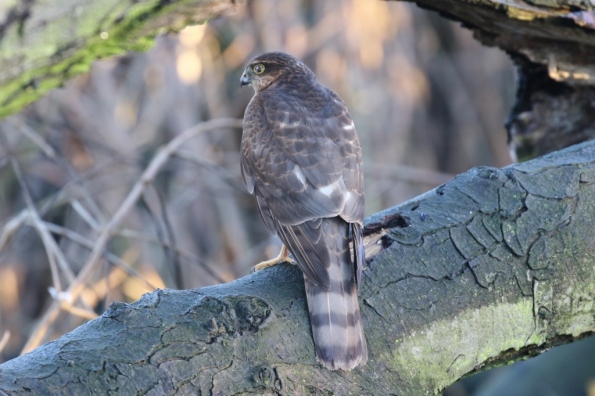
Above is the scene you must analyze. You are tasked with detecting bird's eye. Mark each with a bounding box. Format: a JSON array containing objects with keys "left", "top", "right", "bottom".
[{"left": 253, "top": 64, "right": 265, "bottom": 74}]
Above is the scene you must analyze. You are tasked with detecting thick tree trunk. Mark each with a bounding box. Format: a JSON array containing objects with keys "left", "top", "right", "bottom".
[
  {"left": 1, "top": 140, "right": 594, "bottom": 395},
  {"left": 401, "top": 0, "right": 595, "bottom": 161}
]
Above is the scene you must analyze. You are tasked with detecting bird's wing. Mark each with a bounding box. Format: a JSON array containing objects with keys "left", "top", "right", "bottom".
[
  {"left": 241, "top": 88, "right": 364, "bottom": 287},
  {"left": 242, "top": 89, "right": 364, "bottom": 224}
]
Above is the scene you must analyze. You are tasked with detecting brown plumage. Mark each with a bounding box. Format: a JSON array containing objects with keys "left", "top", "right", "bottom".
[{"left": 240, "top": 52, "right": 367, "bottom": 371}]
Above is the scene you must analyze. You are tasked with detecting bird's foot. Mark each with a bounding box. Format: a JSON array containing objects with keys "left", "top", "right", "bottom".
[{"left": 251, "top": 245, "right": 295, "bottom": 273}]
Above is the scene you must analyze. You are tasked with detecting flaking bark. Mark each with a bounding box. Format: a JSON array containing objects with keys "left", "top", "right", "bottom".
[{"left": 1, "top": 141, "right": 594, "bottom": 395}]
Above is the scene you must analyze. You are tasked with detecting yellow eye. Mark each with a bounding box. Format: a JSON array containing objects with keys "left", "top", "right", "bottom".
[{"left": 253, "top": 64, "right": 265, "bottom": 74}]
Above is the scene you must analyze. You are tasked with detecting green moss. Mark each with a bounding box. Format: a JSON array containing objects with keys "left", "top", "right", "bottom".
[
  {"left": 386, "top": 300, "right": 540, "bottom": 394},
  {"left": 0, "top": 0, "right": 223, "bottom": 118}
]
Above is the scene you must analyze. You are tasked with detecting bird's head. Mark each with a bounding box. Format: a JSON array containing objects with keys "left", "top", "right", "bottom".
[{"left": 240, "top": 52, "right": 315, "bottom": 93}]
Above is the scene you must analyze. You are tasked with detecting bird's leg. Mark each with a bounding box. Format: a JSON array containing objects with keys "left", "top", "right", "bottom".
[{"left": 251, "top": 244, "right": 295, "bottom": 273}]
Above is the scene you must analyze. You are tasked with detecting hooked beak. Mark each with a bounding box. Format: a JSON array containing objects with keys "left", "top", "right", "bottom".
[{"left": 240, "top": 71, "right": 251, "bottom": 87}]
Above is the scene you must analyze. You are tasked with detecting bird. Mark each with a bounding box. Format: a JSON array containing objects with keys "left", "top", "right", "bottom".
[{"left": 239, "top": 51, "right": 367, "bottom": 371}]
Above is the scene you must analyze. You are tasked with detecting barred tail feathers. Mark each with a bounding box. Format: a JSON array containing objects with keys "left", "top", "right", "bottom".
[{"left": 303, "top": 219, "right": 367, "bottom": 371}]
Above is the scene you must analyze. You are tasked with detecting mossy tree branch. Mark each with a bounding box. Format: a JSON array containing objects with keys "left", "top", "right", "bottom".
[
  {"left": 1, "top": 141, "right": 594, "bottom": 395},
  {"left": 0, "top": 0, "right": 237, "bottom": 118}
]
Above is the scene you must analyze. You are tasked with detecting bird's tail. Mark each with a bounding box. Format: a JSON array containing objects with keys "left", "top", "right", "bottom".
[{"left": 303, "top": 220, "right": 367, "bottom": 371}]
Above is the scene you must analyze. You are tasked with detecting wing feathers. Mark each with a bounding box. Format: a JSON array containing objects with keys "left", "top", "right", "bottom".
[
  {"left": 242, "top": 87, "right": 363, "bottom": 227},
  {"left": 277, "top": 220, "right": 330, "bottom": 289},
  {"left": 352, "top": 223, "right": 365, "bottom": 290}
]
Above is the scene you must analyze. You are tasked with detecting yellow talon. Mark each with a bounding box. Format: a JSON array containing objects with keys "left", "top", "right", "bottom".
[{"left": 251, "top": 245, "right": 295, "bottom": 273}]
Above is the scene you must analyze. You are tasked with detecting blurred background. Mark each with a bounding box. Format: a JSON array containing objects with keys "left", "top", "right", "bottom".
[{"left": 1, "top": 0, "right": 561, "bottom": 393}]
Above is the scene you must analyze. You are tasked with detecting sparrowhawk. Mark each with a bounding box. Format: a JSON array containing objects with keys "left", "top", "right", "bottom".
[{"left": 240, "top": 52, "right": 367, "bottom": 371}]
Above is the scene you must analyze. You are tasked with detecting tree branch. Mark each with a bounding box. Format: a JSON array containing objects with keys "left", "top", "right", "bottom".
[
  {"left": 0, "top": 0, "right": 237, "bottom": 118},
  {"left": 1, "top": 140, "right": 594, "bottom": 395},
  {"left": 399, "top": 0, "right": 595, "bottom": 160}
]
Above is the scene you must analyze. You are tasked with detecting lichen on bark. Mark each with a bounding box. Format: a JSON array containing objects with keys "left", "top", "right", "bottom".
[{"left": 0, "top": 141, "right": 594, "bottom": 395}]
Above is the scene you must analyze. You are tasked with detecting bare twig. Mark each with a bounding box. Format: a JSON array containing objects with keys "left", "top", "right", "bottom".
[
  {"left": 9, "top": 158, "right": 75, "bottom": 289},
  {"left": 115, "top": 228, "right": 226, "bottom": 284},
  {"left": 11, "top": 121, "right": 58, "bottom": 158},
  {"left": 59, "top": 302, "right": 98, "bottom": 320},
  {"left": 71, "top": 200, "right": 100, "bottom": 230},
  {"left": 0, "top": 331, "right": 9, "bottom": 355},
  {"left": 21, "top": 118, "right": 243, "bottom": 354},
  {"left": 0, "top": 211, "right": 29, "bottom": 252},
  {"left": 174, "top": 149, "right": 246, "bottom": 192},
  {"left": 42, "top": 222, "right": 159, "bottom": 290},
  {"left": 153, "top": 186, "right": 182, "bottom": 288}
]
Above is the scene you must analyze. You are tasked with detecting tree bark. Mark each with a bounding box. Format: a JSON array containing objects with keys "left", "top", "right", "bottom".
[
  {"left": 1, "top": 140, "right": 594, "bottom": 395},
  {"left": 0, "top": 0, "right": 237, "bottom": 118},
  {"left": 401, "top": 0, "right": 595, "bottom": 161}
]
